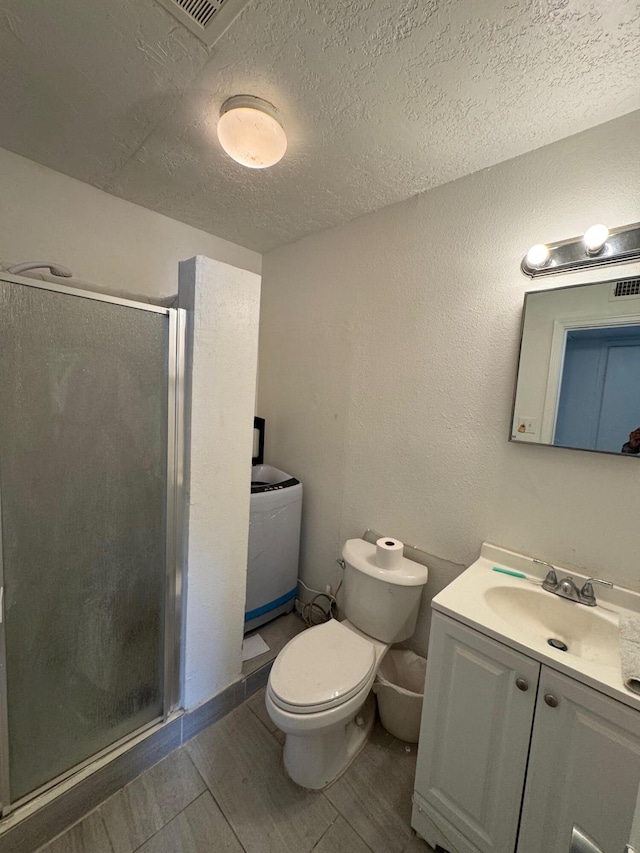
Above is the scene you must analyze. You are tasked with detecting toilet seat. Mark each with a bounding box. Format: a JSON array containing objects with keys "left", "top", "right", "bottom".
[{"left": 269, "top": 619, "right": 376, "bottom": 714}]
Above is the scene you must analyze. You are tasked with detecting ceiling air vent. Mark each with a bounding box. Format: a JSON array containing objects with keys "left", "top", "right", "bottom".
[
  {"left": 155, "top": 0, "right": 249, "bottom": 47},
  {"left": 609, "top": 278, "right": 640, "bottom": 301},
  {"left": 175, "top": 0, "right": 218, "bottom": 27}
]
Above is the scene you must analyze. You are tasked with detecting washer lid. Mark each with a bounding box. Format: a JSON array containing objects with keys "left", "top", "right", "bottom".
[{"left": 269, "top": 619, "right": 376, "bottom": 710}]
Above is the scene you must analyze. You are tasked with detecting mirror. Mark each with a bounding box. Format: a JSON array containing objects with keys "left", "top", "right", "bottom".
[{"left": 511, "top": 276, "right": 640, "bottom": 457}]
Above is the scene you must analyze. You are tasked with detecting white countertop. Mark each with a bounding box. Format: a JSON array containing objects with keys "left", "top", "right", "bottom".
[{"left": 432, "top": 542, "right": 640, "bottom": 712}]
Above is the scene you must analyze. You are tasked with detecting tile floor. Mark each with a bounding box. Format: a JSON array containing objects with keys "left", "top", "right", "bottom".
[{"left": 37, "top": 688, "right": 434, "bottom": 853}]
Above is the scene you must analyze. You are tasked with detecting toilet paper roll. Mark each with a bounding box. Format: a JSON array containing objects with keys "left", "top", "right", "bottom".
[{"left": 375, "top": 537, "right": 404, "bottom": 570}]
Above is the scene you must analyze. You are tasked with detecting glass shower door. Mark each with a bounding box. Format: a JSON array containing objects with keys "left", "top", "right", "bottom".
[{"left": 0, "top": 279, "right": 179, "bottom": 806}]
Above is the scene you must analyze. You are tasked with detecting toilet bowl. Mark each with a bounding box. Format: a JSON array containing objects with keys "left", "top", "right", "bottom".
[
  {"left": 265, "top": 619, "right": 388, "bottom": 789},
  {"left": 266, "top": 537, "right": 429, "bottom": 789}
]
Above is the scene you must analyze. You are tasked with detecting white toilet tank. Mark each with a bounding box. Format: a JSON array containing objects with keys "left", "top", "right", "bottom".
[{"left": 341, "top": 538, "right": 429, "bottom": 643}]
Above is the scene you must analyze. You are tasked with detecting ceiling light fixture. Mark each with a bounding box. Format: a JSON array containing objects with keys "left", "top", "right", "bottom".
[
  {"left": 521, "top": 221, "right": 640, "bottom": 278},
  {"left": 583, "top": 223, "right": 609, "bottom": 255},
  {"left": 217, "top": 96, "right": 287, "bottom": 169}
]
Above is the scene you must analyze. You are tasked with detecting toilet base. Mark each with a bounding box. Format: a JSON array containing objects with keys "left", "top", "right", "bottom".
[{"left": 282, "top": 694, "right": 376, "bottom": 790}]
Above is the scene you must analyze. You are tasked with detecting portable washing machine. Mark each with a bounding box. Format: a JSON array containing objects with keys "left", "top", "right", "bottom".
[{"left": 244, "top": 419, "right": 302, "bottom": 633}]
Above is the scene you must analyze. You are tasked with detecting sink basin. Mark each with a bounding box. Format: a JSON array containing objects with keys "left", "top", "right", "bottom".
[
  {"left": 484, "top": 585, "right": 619, "bottom": 667},
  {"left": 431, "top": 542, "right": 640, "bottom": 711}
]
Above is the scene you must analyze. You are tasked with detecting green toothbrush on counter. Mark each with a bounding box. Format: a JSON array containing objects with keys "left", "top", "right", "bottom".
[{"left": 492, "top": 566, "right": 527, "bottom": 579}]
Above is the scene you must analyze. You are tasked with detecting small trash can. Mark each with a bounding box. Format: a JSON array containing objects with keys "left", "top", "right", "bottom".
[{"left": 373, "top": 649, "right": 427, "bottom": 743}]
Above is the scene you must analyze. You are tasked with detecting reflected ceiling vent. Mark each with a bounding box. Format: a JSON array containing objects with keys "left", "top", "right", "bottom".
[
  {"left": 155, "top": 0, "right": 250, "bottom": 47},
  {"left": 609, "top": 278, "right": 640, "bottom": 301}
]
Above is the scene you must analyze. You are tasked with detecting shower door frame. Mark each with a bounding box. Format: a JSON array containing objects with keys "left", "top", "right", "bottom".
[{"left": 0, "top": 273, "right": 186, "bottom": 815}]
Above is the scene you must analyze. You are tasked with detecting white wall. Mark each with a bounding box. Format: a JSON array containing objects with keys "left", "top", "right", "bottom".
[
  {"left": 0, "top": 147, "right": 260, "bottom": 299},
  {"left": 258, "top": 110, "right": 640, "bottom": 655},
  {"left": 179, "top": 257, "right": 261, "bottom": 708}
]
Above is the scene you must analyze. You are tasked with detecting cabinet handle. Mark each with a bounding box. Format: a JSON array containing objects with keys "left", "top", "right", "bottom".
[
  {"left": 515, "top": 677, "right": 529, "bottom": 691},
  {"left": 544, "top": 693, "right": 559, "bottom": 708}
]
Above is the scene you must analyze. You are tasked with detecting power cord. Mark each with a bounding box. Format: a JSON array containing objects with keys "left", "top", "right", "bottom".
[
  {"left": 297, "top": 573, "right": 343, "bottom": 627},
  {"left": 299, "top": 593, "right": 335, "bottom": 627}
]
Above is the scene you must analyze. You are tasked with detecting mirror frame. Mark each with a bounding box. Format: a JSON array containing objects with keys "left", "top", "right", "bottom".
[{"left": 510, "top": 273, "right": 640, "bottom": 458}]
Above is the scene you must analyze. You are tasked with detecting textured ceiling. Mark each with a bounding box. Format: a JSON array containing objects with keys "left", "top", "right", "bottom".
[{"left": 1, "top": 0, "right": 640, "bottom": 252}]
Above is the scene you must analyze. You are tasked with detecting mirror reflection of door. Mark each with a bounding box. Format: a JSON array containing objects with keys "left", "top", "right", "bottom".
[{"left": 554, "top": 325, "right": 640, "bottom": 453}]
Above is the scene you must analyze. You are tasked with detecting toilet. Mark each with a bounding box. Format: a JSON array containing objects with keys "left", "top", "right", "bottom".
[{"left": 265, "top": 537, "right": 428, "bottom": 789}]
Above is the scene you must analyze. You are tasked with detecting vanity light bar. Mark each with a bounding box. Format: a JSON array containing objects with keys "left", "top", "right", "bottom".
[{"left": 521, "top": 221, "right": 640, "bottom": 278}]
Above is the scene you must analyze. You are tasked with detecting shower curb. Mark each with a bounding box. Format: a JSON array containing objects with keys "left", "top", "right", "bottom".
[{"left": 0, "top": 660, "right": 274, "bottom": 853}]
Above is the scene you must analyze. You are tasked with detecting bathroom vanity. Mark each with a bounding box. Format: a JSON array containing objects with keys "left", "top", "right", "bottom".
[{"left": 411, "top": 544, "right": 640, "bottom": 853}]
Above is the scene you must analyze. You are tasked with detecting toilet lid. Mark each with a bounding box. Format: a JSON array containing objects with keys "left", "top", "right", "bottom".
[{"left": 269, "top": 619, "right": 376, "bottom": 714}]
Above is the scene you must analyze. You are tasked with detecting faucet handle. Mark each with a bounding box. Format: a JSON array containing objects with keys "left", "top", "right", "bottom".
[
  {"left": 580, "top": 577, "right": 613, "bottom": 603},
  {"left": 535, "top": 559, "right": 558, "bottom": 591}
]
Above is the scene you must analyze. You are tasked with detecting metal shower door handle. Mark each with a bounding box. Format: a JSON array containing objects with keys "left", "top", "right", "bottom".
[{"left": 570, "top": 825, "right": 604, "bottom": 853}]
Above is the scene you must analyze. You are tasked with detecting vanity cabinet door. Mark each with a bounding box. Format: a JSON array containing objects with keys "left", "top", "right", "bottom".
[
  {"left": 413, "top": 614, "right": 540, "bottom": 853},
  {"left": 516, "top": 667, "right": 640, "bottom": 853}
]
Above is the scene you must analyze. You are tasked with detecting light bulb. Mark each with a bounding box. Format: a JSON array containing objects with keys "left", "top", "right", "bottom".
[
  {"left": 526, "top": 244, "right": 550, "bottom": 269},
  {"left": 583, "top": 224, "right": 609, "bottom": 255},
  {"left": 217, "top": 96, "right": 287, "bottom": 169}
]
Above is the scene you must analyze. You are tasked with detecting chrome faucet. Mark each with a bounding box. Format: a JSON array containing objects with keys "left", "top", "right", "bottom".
[
  {"left": 535, "top": 560, "right": 558, "bottom": 592},
  {"left": 579, "top": 578, "right": 614, "bottom": 606},
  {"left": 533, "top": 559, "right": 613, "bottom": 607}
]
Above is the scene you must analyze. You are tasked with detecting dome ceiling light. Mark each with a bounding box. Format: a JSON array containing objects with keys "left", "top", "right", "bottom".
[{"left": 217, "top": 96, "right": 287, "bottom": 169}]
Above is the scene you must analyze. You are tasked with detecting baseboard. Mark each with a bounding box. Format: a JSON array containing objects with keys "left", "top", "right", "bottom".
[{"left": 182, "top": 659, "right": 273, "bottom": 743}]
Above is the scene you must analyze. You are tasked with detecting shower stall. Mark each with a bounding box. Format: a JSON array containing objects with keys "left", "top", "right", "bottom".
[{"left": 0, "top": 272, "right": 185, "bottom": 814}]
